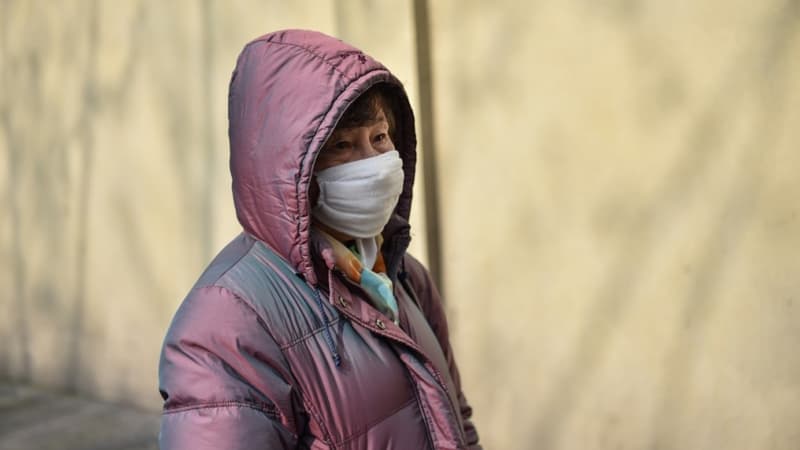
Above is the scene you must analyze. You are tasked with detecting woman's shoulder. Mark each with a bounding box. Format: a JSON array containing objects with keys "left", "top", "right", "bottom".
[
  {"left": 175, "top": 233, "right": 317, "bottom": 344},
  {"left": 191, "top": 234, "right": 305, "bottom": 302}
]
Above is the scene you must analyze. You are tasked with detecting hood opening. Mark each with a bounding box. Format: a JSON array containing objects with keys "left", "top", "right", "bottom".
[{"left": 228, "top": 30, "right": 417, "bottom": 287}]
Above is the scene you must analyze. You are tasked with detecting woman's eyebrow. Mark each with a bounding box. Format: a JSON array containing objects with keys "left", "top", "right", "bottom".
[{"left": 335, "top": 117, "right": 387, "bottom": 132}]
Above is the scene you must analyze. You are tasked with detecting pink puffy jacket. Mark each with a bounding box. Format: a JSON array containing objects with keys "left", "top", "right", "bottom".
[{"left": 158, "top": 29, "right": 481, "bottom": 449}]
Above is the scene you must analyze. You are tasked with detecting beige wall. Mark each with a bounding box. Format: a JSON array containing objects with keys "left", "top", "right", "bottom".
[
  {"left": 431, "top": 1, "right": 800, "bottom": 449},
  {"left": 2, "top": 1, "right": 800, "bottom": 449}
]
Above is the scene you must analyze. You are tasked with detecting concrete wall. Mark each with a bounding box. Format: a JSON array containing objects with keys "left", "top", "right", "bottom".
[{"left": 3, "top": 1, "right": 800, "bottom": 449}]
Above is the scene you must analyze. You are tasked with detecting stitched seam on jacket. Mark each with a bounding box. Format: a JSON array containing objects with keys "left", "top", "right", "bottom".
[
  {"left": 248, "top": 39, "right": 354, "bottom": 80},
  {"left": 201, "top": 236, "right": 257, "bottom": 289},
  {"left": 205, "top": 283, "right": 304, "bottom": 436},
  {"left": 250, "top": 243, "right": 343, "bottom": 354},
  {"left": 245, "top": 245, "right": 336, "bottom": 446},
  {"left": 228, "top": 287, "right": 337, "bottom": 446},
  {"left": 335, "top": 398, "right": 416, "bottom": 446},
  {"left": 403, "top": 366, "right": 438, "bottom": 449},
  {"left": 163, "top": 401, "right": 281, "bottom": 422},
  {"left": 404, "top": 258, "right": 468, "bottom": 447},
  {"left": 299, "top": 396, "right": 333, "bottom": 448},
  {"left": 280, "top": 317, "right": 343, "bottom": 350}
]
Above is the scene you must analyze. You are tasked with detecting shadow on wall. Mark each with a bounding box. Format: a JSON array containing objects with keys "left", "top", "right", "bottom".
[
  {"left": 527, "top": 1, "right": 800, "bottom": 447},
  {"left": 1, "top": 0, "right": 218, "bottom": 395},
  {"left": 1, "top": 0, "right": 104, "bottom": 390}
]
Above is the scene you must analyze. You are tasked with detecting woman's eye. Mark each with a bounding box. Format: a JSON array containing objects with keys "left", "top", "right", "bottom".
[
  {"left": 333, "top": 141, "right": 351, "bottom": 150},
  {"left": 374, "top": 133, "right": 387, "bottom": 143}
]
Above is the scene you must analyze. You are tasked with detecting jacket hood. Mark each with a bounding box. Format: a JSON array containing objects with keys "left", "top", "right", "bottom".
[{"left": 228, "top": 30, "right": 417, "bottom": 286}]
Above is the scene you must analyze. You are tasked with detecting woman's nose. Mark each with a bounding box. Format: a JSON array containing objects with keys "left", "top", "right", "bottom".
[{"left": 355, "top": 137, "right": 380, "bottom": 159}]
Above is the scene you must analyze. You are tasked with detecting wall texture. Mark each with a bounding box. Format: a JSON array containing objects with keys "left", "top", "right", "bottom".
[
  {"left": 2, "top": 1, "right": 800, "bottom": 449},
  {"left": 430, "top": 1, "right": 800, "bottom": 449}
]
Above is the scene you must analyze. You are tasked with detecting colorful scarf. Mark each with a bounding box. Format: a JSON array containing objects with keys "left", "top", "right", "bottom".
[{"left": 316, "top": 228, "right": 399, "bottom": 324}]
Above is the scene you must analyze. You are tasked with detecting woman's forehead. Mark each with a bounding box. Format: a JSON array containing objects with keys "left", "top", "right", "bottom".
[{"left": 334, "top": 108, "right": 388, "bottom": 133}]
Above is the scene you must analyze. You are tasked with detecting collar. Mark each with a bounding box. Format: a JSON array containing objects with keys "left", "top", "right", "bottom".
[{"left": 309, "top": 213, "right": 411, "bottom": 291}]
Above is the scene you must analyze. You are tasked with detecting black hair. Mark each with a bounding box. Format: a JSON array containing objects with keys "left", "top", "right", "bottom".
[{"left": 337, "top": 83, "right": 397, "bottom": 139}]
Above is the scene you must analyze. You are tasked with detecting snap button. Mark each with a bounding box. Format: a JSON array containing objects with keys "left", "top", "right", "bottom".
[
  {"left": 338, "top": 295, "right": 348, "bottom": 308},
  {"left": 375, "top": 318, "right": 386, "bottom": 330}
]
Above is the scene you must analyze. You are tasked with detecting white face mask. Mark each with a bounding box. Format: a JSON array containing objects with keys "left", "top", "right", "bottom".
[{"left": 312, "top": 150, "right": 404, "bottom": 239}]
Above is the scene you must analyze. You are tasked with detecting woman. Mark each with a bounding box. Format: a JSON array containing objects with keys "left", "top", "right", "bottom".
[{"left": 158, "top": 29, "right": 481, "bottom": 449}]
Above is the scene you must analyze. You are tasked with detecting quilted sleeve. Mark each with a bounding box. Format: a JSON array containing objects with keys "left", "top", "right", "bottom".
[
  {"left": 158, "top": 285, "right": 304, "bottom": 450},
  {"left": 403, "top": 255, "right": 483, "bottom": 450}
]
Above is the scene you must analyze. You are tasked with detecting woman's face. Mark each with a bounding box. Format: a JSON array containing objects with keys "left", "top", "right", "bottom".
[{"left": 314, "top": 106, "right": 395, "bottom": 172}]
